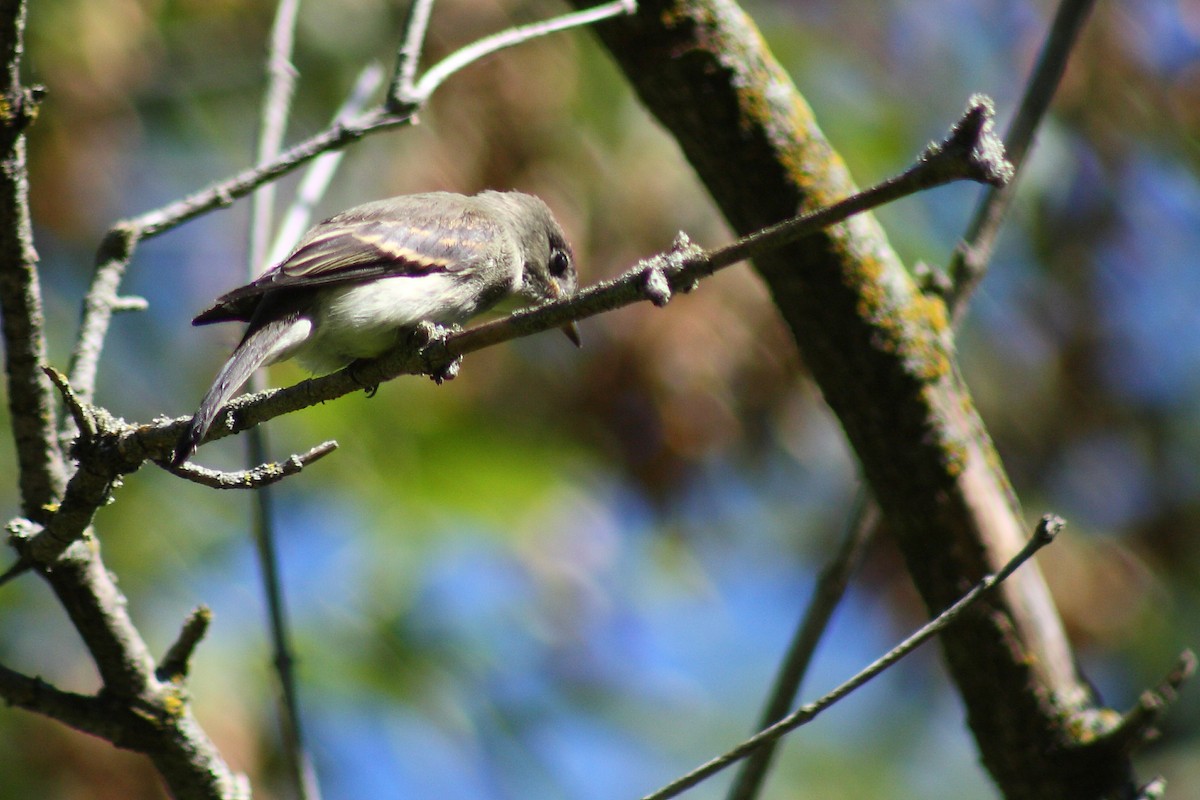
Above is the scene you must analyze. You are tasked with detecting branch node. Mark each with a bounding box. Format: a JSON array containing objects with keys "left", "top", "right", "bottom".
[
  {"left": 664, "top": 231, "right": 704, "bottom": 292},
  {"left": 5, "top": 516, "right": 39, "bottom": 543},
  {"left": 1099, "top": 649, "right": 1196, "bottom": 754},
  {"left": 913, "top": 260, "right": 952, "bottom": 298},
  {"left": 919, "top": 95, "right": 1014, "bottom": 188},
  {"left": 412, "top": 321, "right": 461, "bottom": 383},
  {"left": 1033, "top": 512, "right": 1065, "bottom": 547},
  {"left": 5, "top": 83, "right": 45, "bottom": 131},
  {"left": 641, "top": 263, "right": 672, "bottom": 307}
]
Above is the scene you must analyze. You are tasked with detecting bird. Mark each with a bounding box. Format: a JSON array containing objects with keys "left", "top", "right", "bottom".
[{"left": 172, "top": 190, "right": 579, "bottom": 465}]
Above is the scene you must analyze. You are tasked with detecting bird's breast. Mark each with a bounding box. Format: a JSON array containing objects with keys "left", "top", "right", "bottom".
[{"left": 294, "top": 273, "right": 489, "bottom": 373}]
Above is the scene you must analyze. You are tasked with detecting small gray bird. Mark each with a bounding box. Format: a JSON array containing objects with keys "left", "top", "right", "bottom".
[{"left": 173, "top": 190, "right": 578, "bottom": 465}]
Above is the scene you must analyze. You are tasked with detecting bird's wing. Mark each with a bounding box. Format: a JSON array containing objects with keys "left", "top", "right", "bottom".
[{"left": 193, "top": 195, "right": 505, "bottom": 325}]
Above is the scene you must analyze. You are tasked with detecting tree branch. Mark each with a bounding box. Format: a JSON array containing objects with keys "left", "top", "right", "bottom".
[
  {"left": 0, "top": 0, "right": 66, "bottom": 517},
  {"left": 245, "top": 3, "right": 322, "bottom": 797},
  {"left": 728, "top": 3, "right": 1100, "bottom": 796},
  {"left": 946, "top": 0, "right": 1098, "bottom": 319},
  {"left": 643, "top": 517, "right": 1062, "bottom": 800},
  {"left": 725, "top": 495, "right": 879, "bottom": 800},
  {"left": 570, "top": 0, "right": 1131, "bottom": 795},
  {"left": 165, "top": 441, "right": 338, "bottom": 489}
]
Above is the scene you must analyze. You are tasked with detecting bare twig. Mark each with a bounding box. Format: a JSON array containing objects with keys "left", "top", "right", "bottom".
[
  {"left": 1108, "top": 649, "right": 1197, "bottom": 753},
  {"left": 157, "top": 606, "right": 214, "bottom": 682},
  {"left": 725, "top": 496, "right": 879, "bottom": 800},
  {"left": 40, "top": 531, "right": 246, "bottom": 798},
  {"left": 0, "top": 0, "right": 66, "bottom": 516},
  {"left": 164, "top": 441, "right": 337, "bottom": 489},
  {"left": 390, "top": 0, "right": 435, "bottom": 105},
  {"left": 268, "top": 64, "right": 387, "bottom": 266},
  {"left": 453, "top": 96, "right": 1011, "bottom": 355},
  {"left": 245, "top": 3, "right": 324, "bottom": 798},
  {"left": 250, "top": 0, "right": 301, "bottom": 278},
  {"left": 641, "top": 516, "right": 1063, "bottom": 800},
  {"left": 946, "top": 0, "right": 1098, "bottom": 320},
  {"left": 0, "top": 660, "right": 143, "bottom": 740},
  {"left": 406, "top": 0, "right": 636, "bottom": 104}
]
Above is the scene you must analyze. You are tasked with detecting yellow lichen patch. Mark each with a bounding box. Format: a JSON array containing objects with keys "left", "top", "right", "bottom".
[
  {"left": 1064, "top": 707, "right": 1122, "bottom": 743},
  {"left": 900, "top": 292, "right": 952, "bottom": 383},
  {"left": 160, "top": 691, "right": 187, "bottom": 718},
  {"left": 940, "top": 437, "right": 968, "bottom": 478}
]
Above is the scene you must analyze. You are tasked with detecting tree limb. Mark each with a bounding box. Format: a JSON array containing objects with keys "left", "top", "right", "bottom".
[
  {"left": 0, "top": 0, "right": 66, "bottom": 517},
  {"left": 570, "top": 0, "right": 1134, "bottom": 795}
]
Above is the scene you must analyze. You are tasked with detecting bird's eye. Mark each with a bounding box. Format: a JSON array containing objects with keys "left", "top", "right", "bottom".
[{"left": 549, "top": 248, "right": 571, "bottom": 278}]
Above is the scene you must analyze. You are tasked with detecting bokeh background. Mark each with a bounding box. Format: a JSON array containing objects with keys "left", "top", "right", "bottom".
[{"left": 1, "top": 0, "right": 1198, "bottom": 797}]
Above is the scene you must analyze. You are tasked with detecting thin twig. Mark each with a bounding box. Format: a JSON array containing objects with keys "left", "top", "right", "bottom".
[
  {"left": 408, "top": 0, "right": 636, "bottom": 102},
  {"left": 640, "top": 516, "right": 1063, "bottom": 800},
  {"left": 0, "top": 660, "right": 141, "bottom": 741},
  {"left": 946, "top": 0, "right": 1098, "bottom": 320},
  {"left": 157, "top": 606, "right": 214, "bottom": 682},
  {"left": 246, "top": 3, "right": 322, "bottom": 798},
  {"left": 724, "top": 496, "right": 879, "bottom": 800},
  {"left": 390, "top": 0, "right": 435, "bottom": 105},
  {"left": 452, "top": 96, "right": 1012, "bottom": 356},
  {"left": 164, "top": 441, "right": 337, "bottom": 489},
  {"left": 268, "top": 63, "right": 387, "bottom": 266},
  {"left": 250, "top": 0, "right": 301, "bottom": 277},
  {"left": 1109, "top": 649, "right": 1197, "bottom": 753}
]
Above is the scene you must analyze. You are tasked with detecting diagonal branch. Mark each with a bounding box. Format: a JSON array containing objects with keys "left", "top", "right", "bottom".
[
  {"left": 7, "top": 100, "right": 1009, "bottom": 576},
  {"left": 728, "top": 4, "right": 1101, "bottom": 797},
  {"left": 568, "top": 0, "right": 1130, "bottom": 795},
  {"left": 946, "top": 0, "right": 1098, "bottom": 319},
  {"left": 642, "top": 516, "right": 1063, "bottom": 800}
]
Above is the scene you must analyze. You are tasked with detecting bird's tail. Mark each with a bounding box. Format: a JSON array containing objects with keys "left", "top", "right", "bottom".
[{"left": 173, "top": 315, "right": 311, "bottom": 465}]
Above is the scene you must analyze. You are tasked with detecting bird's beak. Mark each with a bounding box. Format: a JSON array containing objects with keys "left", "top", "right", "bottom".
[
  {"left": 547, "top": 279, "right": 582, "bottom": 347},
  {"left": 561, "top": 321, "right": 582, "bottom": 348}
]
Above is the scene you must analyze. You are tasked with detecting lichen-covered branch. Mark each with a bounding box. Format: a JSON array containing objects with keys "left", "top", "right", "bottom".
[{"left": 570, "top": 0, "right": 1137, "bottom": 796}]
